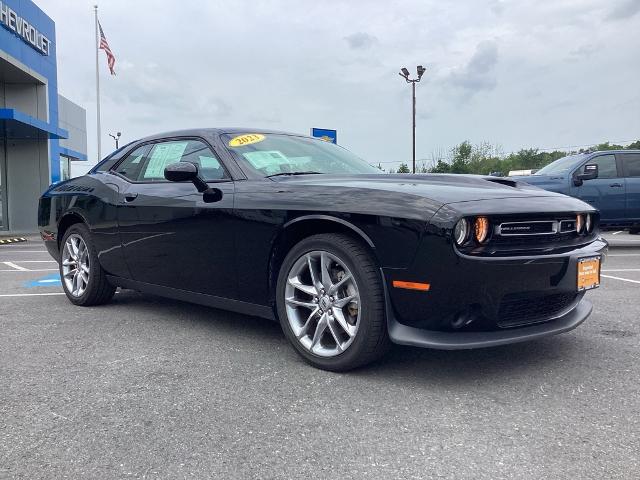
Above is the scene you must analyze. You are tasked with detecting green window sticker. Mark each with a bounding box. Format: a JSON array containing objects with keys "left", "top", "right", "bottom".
[
  {"left": 242, "top": 150, "right": 288, "bottom": 171},
  {"left": 144, "top": 142, "right": 189, "bottom": 179},
  {"left": 198, "top": 155, "right": 221, "bottom": 169}
]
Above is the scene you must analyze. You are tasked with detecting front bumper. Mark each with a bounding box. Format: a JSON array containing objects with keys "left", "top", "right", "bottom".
[
  {"left": 387, "top": 294, "right": 592, "bottom": 349},
  {"left": 383, "top": 237, "right": 607, "bottom": 349}
]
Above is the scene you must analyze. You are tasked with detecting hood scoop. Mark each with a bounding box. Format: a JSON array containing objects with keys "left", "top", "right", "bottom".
[{"left": 483, "top": 177, "right": 519, "bottom": 188}]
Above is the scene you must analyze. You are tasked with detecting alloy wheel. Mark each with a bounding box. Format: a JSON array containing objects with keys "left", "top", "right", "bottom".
[
  {"left": 61, "top": 234, "right": 90, "bottom": 297},
  {"left": 284, "top": 250, "right": 360, "bottom": 357}
]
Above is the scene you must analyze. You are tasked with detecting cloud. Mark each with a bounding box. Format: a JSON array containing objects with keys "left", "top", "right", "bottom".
[
  {"left": 607, "top": 0, "right": 640, "bottom": 20},
  {"left": 40, "top": 0, "right": 640, "bottom": 172},
  {"left": 568, "top": 44, "right": 599, "bottom": 60},
  {"left": 490, "top": 0, "right": 505, "bottom": 15},
  {"left": 449, "top": 41, "right": 499, "bottom": 94},
  {"left": 344, "top": 32, "right": 378, "bottom": 50}
]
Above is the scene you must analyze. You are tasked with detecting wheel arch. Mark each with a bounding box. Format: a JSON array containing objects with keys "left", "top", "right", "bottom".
[
  {"left": 268, "top": 215, "right": 378, "bottom": 304},
  {"left": 57, "top": 211, "right": 89, "bottom": 247}
]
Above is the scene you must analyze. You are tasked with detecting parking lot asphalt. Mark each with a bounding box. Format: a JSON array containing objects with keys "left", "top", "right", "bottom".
[{"left": 1, "top": 238, "right": 639, "bottom": 479}]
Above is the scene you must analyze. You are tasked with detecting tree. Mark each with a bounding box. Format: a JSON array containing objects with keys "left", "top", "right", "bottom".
[
  {"left": 393, "top": 137, "right": 639, "bottom": 176},
  {"left": 396, "top": 163, "right": 411, "bottom": 173},
  {"left": 430, "top": 160, "right": 452, "bottom": 173},
  {"left": 450, "top": 141, "right": 473, "bottom": 174},
  {"left": 595, "top": 141, "right": 625, "bottom": 151}
]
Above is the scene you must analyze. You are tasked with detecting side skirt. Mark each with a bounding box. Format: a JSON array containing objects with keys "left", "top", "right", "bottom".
[{"left": 106, "top": 275, "right": 276, "bottom": 321}]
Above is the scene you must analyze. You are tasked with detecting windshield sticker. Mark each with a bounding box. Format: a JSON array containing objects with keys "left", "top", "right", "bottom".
[
  {"left": 242, "top": 150, "right": 288, "bottom": 170},
  {"left": 228, "top": 133, "right": 265, "bottom": 147}
]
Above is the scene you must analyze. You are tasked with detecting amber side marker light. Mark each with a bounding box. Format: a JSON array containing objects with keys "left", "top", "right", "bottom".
[{"left": 392, "top": 280, "right": 431, "bottom": 291}]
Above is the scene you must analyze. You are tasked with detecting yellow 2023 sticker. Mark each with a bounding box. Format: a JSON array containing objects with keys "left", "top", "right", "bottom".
[{"left": 228, "top": 133, "right": 265, "bottom": 147}]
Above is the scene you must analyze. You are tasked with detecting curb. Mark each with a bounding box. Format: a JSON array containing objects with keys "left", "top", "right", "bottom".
[{"left": 0, "top": 237, "right": 27, "bottom": 245}]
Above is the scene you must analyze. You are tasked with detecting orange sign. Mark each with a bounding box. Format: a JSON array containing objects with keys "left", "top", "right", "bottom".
[{"left": 577, "top": 257, "right": 601, "bottom": 291}]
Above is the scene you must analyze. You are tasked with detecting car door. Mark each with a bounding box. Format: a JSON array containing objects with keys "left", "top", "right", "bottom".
[
  {"left": 570, "top": 153, "right": 626, "bottom": 223},
  {"left": 619, "top": 152, "right": 640, "bottom": 223},
  {"left": 112, "top": 137, "right": 237, "bottom": 299}
]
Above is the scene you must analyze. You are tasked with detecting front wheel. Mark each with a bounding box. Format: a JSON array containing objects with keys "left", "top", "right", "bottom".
[
  {"left": 276, "top": 233, "right": 389, "bottom": 371},
  {"left": 59, "top": 224, "right": 116, "bottom": 306}
]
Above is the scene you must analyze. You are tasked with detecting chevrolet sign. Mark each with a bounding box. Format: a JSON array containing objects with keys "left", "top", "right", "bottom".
[{"left": 0, "top": 1, "right": 50, "bottom": 55}]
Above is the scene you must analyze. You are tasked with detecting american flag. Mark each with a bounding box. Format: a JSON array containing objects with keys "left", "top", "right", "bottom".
[{"left": 98, "top": 21, "right": 116, "bottom": 75}]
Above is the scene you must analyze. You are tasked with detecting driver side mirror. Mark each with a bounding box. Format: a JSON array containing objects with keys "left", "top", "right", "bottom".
[
  {"left": 573, "top": 163, "right": 598, "bottom": 186},
  {"left": 164, "top": 162, "right": 223, "bottom": 203}
]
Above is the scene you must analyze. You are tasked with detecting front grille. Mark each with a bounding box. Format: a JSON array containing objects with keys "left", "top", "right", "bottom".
[
  {"left": 498, "top": 221, "right": 556, "bottom": 235},
  {"left": 497, "top": 292, "right": 579, "bottom": 328}
]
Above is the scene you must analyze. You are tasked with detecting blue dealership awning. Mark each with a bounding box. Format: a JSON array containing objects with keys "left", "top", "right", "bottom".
[
  {"left": 0, "top": 108, "right": 68, "bottom": 139},
  {"left": 59, "top": 146, "right": 88, "bottom": 161}
]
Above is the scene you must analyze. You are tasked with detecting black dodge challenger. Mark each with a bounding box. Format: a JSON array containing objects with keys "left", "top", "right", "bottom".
[{"left": 38, "top": 129, "right": 607, "bottom": 371}]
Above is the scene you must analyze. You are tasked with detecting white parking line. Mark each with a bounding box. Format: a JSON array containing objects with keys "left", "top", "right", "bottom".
[
  {"left": 607, "top": 253, "right": 640, "bottom": 257},
  {"left": 3, "top": 261, "right": 29, "bottom": 271},
  {"left": 0, "top": 291, "right": 122, "bottom": 298},
  {"left": 0, "top": 268, "right": 58, "bottom": 272},
  {"left": 2, "top": 260, "right": 56, "bottom": 263},
  {"left": 602, "top": 269, "right": 640, "bottom": 272},
  {"left": 601, "top": 274, "right": 640, "bottom": 285},
  {"left": 611, "top": 231, "right": 623, "bottom": 235},
  {"left": 0, "top": 250, "right": 48, "bottom": 253},
  {"left": 0, "top": 292, "right": 66, "bottom": 297}
]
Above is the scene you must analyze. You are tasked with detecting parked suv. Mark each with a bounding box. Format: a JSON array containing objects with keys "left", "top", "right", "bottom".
[{"left": 512, "top": 150, "right": 640, "bottom": 231}]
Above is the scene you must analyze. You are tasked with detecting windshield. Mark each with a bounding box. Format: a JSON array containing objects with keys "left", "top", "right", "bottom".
[
  {"left": 221, "top": 133, "right": 381, "bottom": 177},
  {"left": 535, "top": 154, "right": 586, "bottom": 175}
]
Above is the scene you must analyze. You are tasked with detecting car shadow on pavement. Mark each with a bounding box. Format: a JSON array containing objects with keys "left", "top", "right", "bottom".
[{"left": 111, "top": 290, "right": 586, "bottom": 386}]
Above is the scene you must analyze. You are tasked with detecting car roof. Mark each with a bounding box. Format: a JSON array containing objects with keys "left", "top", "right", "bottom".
[
  {"left": 589, "top": 149, "right": 640, "bottom": 154},
  {"left": 136, "top": 127, "right": 308, "bottom": 143}
]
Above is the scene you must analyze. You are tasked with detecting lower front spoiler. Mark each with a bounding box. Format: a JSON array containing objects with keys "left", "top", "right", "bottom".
[{"left": 387, "top": 299, "right": 592, "bottom": 350}]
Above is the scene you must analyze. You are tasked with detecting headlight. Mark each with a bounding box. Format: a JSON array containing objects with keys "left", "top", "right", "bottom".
[
  {"left": 585, "top": 213, "right": 593, "bottom": 233},
  {"left": 454, "top": 219, "right": 469, "bottom": 245},
  {"left": 576, "top": 214, "right": 585, "bottom": 234},
  {"left": 474, "top": 217, "right": 490, "bottom": 244}
]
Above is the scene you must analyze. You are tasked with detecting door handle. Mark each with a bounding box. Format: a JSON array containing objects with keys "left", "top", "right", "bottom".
[
  {"left": 609, "top": 183, "right": 623, "bottom": 188},
  {"left": 124, "top": 193, "right": 139, "bottom": 202}
]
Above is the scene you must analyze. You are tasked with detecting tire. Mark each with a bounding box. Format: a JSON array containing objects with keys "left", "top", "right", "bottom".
[
  {"left": 629, "top": 227, "right": 640, "bottom": 235},
  {"left": 276, "top": 233, "right": 389, "bottom": 371},
  {"left": 59, "top": 223, "right": 116, "bottom": 306}
]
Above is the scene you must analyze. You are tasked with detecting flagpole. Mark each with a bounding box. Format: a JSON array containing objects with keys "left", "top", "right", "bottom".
[{"left": 94, "top": 5, "right": 101, "bottom": 161}]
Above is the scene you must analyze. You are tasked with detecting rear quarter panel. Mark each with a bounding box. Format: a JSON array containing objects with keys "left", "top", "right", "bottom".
[{"left": 38, "top": 174, "right": 129, "bottom": 277}]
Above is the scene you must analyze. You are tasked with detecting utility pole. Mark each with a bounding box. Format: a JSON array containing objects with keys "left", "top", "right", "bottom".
[
  {"left": 399, "top": 65, "right": 426, "bottom": 173},
  {"left": 94, "top": 5, "right": 101, "bottom": 161}
]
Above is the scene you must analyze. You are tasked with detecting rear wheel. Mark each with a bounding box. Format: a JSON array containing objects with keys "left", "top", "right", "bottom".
[
  {"left": 60, "top": 224, "right": 116, "bottom": 306},
  {"left": 629, "top": 227, "right": 640, "bottom": 235},
  {"left": 276, "top": 233, "right": 389, "bottom": 371}
]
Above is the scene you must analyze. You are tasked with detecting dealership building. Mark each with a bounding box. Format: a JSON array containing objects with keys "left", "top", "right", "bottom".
[{"left": 0, "top": 0, "right": 87, "bottom": 232}]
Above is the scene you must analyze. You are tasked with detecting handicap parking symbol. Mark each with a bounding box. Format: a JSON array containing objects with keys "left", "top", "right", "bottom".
[{"left": 25, "top": 273, "right": 62, "bottom": 288}]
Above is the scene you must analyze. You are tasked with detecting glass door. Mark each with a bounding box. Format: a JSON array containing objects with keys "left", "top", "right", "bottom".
[{"left": 0, "top": 138, "right": 6, "bottom": 230}]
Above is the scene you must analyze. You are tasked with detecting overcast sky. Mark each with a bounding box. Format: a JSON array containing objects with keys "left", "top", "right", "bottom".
[{"left": 39, "top": 0, "right": 640, "bottom": 171}]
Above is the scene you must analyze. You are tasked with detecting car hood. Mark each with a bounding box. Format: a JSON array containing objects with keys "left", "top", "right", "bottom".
[{"left": 272, "top": 173, "right": 564, "bottom": 205}]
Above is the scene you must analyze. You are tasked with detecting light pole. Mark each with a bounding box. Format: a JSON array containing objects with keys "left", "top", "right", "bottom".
[
  {"left": 108, "top": 131, "right": 121, "bottom": 149},
  {"left": 399, "top": 65, "right": 426, "bottom": 173}
]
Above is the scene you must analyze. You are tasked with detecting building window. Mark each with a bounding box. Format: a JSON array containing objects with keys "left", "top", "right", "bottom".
[{"left": 60, "top": 157, "right": 71, "bottom": 181}]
